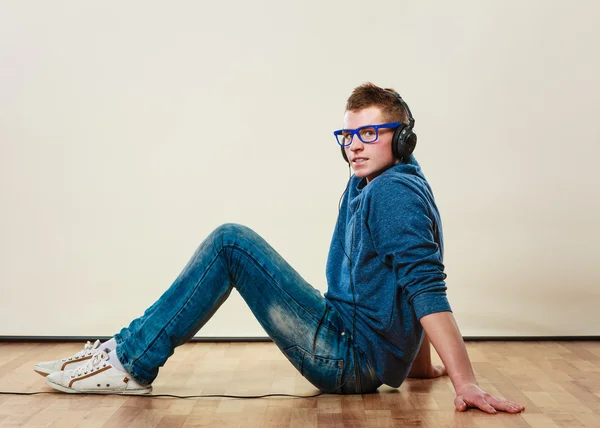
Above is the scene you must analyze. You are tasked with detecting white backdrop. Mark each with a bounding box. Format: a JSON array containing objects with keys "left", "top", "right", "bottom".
[{"left": 1, "top": 1, "right": 598, "bottom": 337}]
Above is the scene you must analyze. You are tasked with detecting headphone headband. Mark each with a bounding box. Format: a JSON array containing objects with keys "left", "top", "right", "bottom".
[{"left": 386, "top": 90, "right": 415, "bottom": 128}]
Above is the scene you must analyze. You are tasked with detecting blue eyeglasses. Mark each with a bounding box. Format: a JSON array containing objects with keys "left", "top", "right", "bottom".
[{"left": 333, "top": 122, "right": 401, "bottom": 147}]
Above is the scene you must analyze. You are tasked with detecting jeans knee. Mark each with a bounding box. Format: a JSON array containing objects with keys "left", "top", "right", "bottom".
[{"left": 210, "top": 223, "right": 255, "bottom": 250}]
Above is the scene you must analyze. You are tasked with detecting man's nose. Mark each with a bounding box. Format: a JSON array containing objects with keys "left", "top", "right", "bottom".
[{"left": 349, "top": 134, "right": 364, "bottom": 152}]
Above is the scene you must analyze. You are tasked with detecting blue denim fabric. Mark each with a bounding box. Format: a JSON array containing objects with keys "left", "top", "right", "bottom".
[{"left": 114, "top": 223, "right": 382, "bottom": 394}]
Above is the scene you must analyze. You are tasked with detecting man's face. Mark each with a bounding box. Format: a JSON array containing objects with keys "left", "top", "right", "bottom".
[{"left": 343, "top": 106, "right": 399, "bottom": 183}]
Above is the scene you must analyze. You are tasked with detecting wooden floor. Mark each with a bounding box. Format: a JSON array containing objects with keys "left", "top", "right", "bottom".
[{"left": 0, "top": 341, "right": 599, "bottom": 427}]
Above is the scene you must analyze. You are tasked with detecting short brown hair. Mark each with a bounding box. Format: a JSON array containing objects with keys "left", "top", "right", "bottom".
[{"left": 345, "top": 82, "right": 409, "bottom": 124}]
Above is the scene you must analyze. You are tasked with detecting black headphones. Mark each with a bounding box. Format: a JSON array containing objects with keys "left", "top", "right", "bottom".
[{"left": 341, "top": 90, "right": 417, "bottom": 164}]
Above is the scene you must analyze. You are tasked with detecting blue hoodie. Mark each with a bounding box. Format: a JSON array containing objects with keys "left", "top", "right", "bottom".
[{"left": 324, "top": 154, "right": 452, "bottom": 388}]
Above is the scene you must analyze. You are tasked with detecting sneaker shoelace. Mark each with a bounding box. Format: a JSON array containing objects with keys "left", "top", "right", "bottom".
[
  {"left": 63, "top": 340, "right": 101, "bottom": 362},
  {"left": 72, "top": 349, "right": 110, "bottom": 378}
]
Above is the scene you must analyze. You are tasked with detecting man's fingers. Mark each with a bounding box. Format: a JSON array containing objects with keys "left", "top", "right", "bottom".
[
  {"left": 487, "top": 395, "right": 525, "bottom": 413},
  {"left": 506, "top": 400, "right": 525, "bottom": 410},
  {"left": 454, "top": 396, "right": 468, "bottom": 412},
  {"left": 475, "top": 396, "right": 497, "bottom": 414},
  {"left": 431, "top": 365, "right": 447, "bottom": 378},
  {"left": 455, "top": 395, "right": 496, "bottom": 414},
  {"left": 455, "top": 389, "right": 525, "bottom": 414}
]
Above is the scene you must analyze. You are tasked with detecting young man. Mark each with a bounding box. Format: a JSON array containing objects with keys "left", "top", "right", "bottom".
[{"left": 35, "top": 83, "right": 524, "bottom": 414}]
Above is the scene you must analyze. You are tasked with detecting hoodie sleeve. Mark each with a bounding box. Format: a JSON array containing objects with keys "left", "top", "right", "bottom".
[{"left": 365, "top": 179, "right": 452, "bottom": 320}]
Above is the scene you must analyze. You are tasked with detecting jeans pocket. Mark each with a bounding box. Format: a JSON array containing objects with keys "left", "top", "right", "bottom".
[{"left": 283, "top": 345, "right": 344, "bottom": 394}]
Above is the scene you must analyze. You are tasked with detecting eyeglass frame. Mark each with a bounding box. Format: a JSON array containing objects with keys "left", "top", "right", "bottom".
[{"left": 333, "top": 122, "right": 401, "bottom": 147}]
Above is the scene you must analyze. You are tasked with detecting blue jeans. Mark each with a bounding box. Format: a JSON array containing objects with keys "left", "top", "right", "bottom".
[{"left": 114, "top": 223, "right": 382, "bottom": 394}]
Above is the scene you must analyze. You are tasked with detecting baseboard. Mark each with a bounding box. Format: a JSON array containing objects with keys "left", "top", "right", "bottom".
[
  {"left": 0, "top": 335, "right": 599, "bottom": 342},
  {"left": 0, "top": 336, "right": 272, "bottom": 342}
]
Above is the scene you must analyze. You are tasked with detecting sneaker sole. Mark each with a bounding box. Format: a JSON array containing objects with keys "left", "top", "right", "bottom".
[
  {"left": 34, "top": 368, "right": 51, "bottom": 377},
  {"left": 45, "top": 375, "right": 152, "bottom": 395}
]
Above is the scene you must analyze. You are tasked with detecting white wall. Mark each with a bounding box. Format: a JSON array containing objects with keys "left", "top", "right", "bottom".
[{"left": 1, "top": 1, "right": 598, "bottom": 337}]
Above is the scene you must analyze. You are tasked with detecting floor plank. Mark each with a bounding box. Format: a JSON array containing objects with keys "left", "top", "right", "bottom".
[{"left": 0, "top": 341, "right": 598, "bottom": 427}]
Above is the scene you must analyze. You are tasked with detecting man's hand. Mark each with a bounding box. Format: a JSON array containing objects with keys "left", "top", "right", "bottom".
[
  {"left": 407, "top": 364, "right": 447, "bottom": 379},
  {"left": 419, "top": 312, "right": 526, "bottom": 414},
  {"left": 454, "top": 383, "right": 525, "bottom": 414}
]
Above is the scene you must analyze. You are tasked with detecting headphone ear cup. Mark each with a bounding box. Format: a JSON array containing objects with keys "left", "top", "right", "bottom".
[
  {"left": 392, "top": 125, "right": 417, "bottom": 162},
  {"left": 404, "top": 131, "right": 417, "bottom": 159},
  {"left": 391, "top": 124, "right": 406, "bottom": 160},
  {"left": 341, "top": 146, "right": 349, "bottom": 163}
]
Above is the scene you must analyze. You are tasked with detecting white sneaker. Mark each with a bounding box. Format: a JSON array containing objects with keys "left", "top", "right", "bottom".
[
  {"left": 45, "top": 349, "right": 152, "bottom": 395},
  {"left": 34, "top": 340, "right": 104, "bottom": 376}
]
